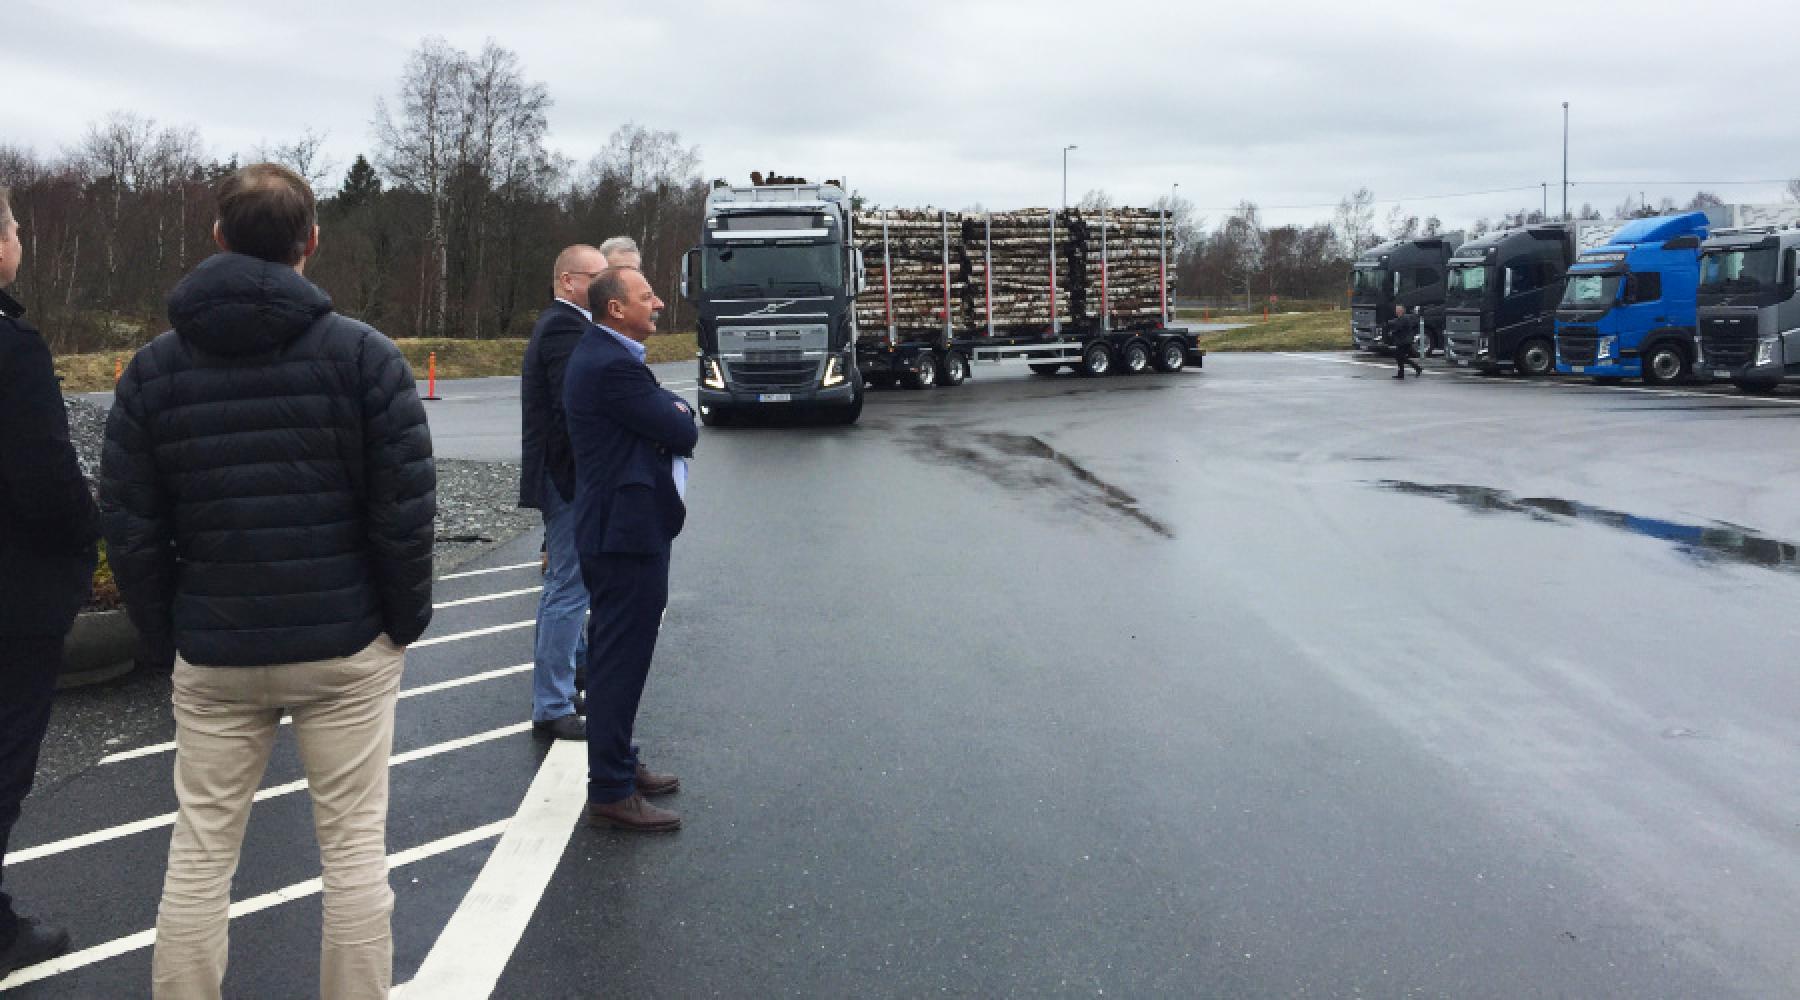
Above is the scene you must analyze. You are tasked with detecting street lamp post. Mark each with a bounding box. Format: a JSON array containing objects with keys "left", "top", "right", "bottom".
[
  {"left": 1561, "top": 101, "right": 1569, "bottom": 221},
  {"left": 1062, "top": 144, "right": 1077, "bottom": 209}
]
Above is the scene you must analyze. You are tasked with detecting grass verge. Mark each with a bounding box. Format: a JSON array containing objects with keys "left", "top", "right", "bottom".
[
  {"left": 1191, "top": 311, "right": 1349, "bottom": 352},
  {"left": 57, "top": 331, "right": 700, "bottom": 392}
]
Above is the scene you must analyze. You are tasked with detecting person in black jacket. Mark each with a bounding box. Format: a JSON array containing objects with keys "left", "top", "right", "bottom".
[
  {"left": 1385, "top": 304, "right": 1424, "bottom": 379},
  {"left": 0, "top": 186, "right": 96, "bottom": 978},
  {"left": 99, "top": 164, "right": 435, "bottom": 999}
]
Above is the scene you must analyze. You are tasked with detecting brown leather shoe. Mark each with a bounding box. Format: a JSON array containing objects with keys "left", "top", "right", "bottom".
[
  {"left": 586, "top": 793, "right": 681, "bottom": 832},
  {"left": 635, "top": 763, "right": 679, "bottom": 796}
]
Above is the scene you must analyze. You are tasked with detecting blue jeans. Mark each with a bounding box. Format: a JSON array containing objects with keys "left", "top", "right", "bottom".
[{"left": 532, "top": 477, "right": 587, "bottom": 722}]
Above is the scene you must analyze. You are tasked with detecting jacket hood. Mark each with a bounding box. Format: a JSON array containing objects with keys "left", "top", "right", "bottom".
[{"left": 167, "top": 252, "right": 333, "bottom": 357}]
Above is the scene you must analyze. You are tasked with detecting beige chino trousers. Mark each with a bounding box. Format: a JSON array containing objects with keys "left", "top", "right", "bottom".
[{"left": 151, "top": 635, "right": 405, "bottom": 1000}]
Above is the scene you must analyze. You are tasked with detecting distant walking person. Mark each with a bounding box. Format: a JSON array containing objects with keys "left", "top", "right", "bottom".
[
  {"left": 1386, "top": 304, "right": 1424, "bottom": 379},
  {"left": 566, "top": 267, "right": 695, "bottom": 832},
  {"left": 0, "top": 186, "right": 97, "bottom": 978},
  {"left": 100, "top": 164, "right": 435, "bottom": 999},
  {"left": 521, "top": 237, "right": 645, "bottom": 739}
]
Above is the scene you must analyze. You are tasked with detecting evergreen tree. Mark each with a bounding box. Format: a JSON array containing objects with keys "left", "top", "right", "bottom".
[{"left": 339, "top": 155, "right": 382, "bottom": 209}]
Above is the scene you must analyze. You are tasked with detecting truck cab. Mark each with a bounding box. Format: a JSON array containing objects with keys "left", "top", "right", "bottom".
[
  {"left": 1444, "top": 225, "right": 1578, "bottom": 376},
  {"left": 1349, "top": 234, "right": 1462, "bottom": 355},
  {"left": 1697, "top": 226, "right": 1800, "bottom": 392},
  {"left": 683, "top": 178, "right": 866, "bottom": 425},
  {"left": 1554, "top": 212, "right": 1708, "bottom": 384}
]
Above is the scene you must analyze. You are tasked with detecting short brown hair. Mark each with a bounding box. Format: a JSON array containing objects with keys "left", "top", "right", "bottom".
[
  {"left": 587, "top": 267, "right": 639, "bottom": 316},
  {"left": 216, "top": 163, "right": 315, "bottom": 265}
]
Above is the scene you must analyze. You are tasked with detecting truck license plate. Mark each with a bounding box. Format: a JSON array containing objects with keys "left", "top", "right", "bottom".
[
  {"left": 1713, "top": 370, "right": 1729, "bottom": 378},
  {"left": 1570, "top": 366, "right": 1585, "bottom": 373},
  {"left": 758, "top": 393, "right": 792, "bottom": 403}
]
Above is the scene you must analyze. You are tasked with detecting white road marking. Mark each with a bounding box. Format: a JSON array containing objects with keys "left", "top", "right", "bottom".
[
  {"left": 97, "top": 663, "right": 536, "bottom": 766},
  {"left": 411, "top": 619, "right": 535, "bottom": 648},
  {"left": 14, "top": 723, "right": 531, "bottom": 866},
  {"left": 434, "top": 586, "right": 542, "bottom": 610},
  {"left": 439, "top": 562, "right": 540, "bottom": 581},
  {"left": 397, "top": 740, "right": 588, "bottom": 999},
  {"left": 0, "top": 821, "right": 509, "bottom": 991}
]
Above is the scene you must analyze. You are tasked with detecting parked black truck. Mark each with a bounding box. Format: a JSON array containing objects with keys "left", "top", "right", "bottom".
[
  {"left": 1349, "top": 232, "right": 1465, "bottom": 356},
  {"left": 1442, "top": 221, "right": 1623, "bottom": 376}
]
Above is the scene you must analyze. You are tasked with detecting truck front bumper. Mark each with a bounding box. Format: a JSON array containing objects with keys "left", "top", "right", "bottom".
[{"left": 699, "top": 381, "right": 859, "bottom": 410}]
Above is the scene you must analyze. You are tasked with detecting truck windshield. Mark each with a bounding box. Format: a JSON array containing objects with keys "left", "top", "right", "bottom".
[
  {"left": 1560, "top": 273, "right": 1620, "bottom": 309},
  {"left": 1698, "top": 246, "right": 1778, "bottom": 297},
  {"left": 703, "top": 243, "right": 843, "bottom": 295},
  {"left": 1445, "top": 264, "right": 1487, "bottom": 308},
  {"left": 1351, "top": 267, "right": 1388, "bottom": 299}
]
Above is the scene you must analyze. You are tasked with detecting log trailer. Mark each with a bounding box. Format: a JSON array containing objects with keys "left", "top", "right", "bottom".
[{"left": 854, "top": 208, "right": 1205, "bottom": 391}]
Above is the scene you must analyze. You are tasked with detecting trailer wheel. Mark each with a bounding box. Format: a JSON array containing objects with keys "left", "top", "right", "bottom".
[
  {"left": 699, "top": 405, "right": 733, "bottom": 428},
  {"left": 1120, "top": 340, "right": 1151, "bottom": 374},
  {"left": 1029, "top": 363, "right": 1063, "bottom": 376},
  {"left": 1152, "top": 339, "right": 1186, "bottom": 372},
  {"left": 1078, "top": 342, "right": 1113, "bottom": 376},
  {"left": 940, "top": 351, "right": 968, "bottom": 386},
  {"left": 904, "top": 352, "right": 939, "bottom": 389},
  {"left": 1513, "top": 339, "right": 1554, "bottom": 377},
  {"left": 1642, "top": 341, "right": 1689, "bottom": 385}
]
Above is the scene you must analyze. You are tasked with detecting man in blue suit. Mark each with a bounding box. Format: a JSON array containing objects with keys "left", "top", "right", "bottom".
[{"left": 565, "top": 267, "right": 697, "bottom": 832}]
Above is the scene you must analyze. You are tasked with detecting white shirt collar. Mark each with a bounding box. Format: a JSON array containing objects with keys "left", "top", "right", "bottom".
[{"left": 554, "top": 297, "right": 592, "bottom": 322}]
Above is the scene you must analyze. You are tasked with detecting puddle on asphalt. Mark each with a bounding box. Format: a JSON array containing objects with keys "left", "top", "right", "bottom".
[
  {"left": 1373, "top": 481, "right": 1800, "bottom": 575},
  {"left": 907, "top": 428, "right": 1174, "bottom": 539}
]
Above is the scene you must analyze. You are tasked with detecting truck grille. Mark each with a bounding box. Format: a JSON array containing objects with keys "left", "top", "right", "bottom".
[
  {"left": 1559, "top": 327, "right": 1598, "bottom": 365},
  {"left": 1700, "top": 319, "right": 1756, "bottom": 368},
  {"left": 728, "top": 360, "right": 819, "bottom": 389}
]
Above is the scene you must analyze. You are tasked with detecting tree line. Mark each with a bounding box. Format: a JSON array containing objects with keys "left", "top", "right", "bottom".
[
  {"left": 0, "top": 38, "right": 708, "bottom": 356},
  {"left": 4, "top": 33, "right": 1795, "bottom": 353}
]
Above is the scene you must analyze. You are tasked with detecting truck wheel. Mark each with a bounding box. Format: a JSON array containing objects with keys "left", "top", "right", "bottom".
[
  {"left": 1029, "top": 363, "right": 1063, "bottom": 376},
  {"left": 1119, "top": 340, "right": 1151, "bottom": 374},
  {"left": 904, "top": 353, "right": 939, "bottom": 389},
  {"left": 1513, "top": 339, "right": 1554, "bottom": 377},
  {"left": 699, "top": 405, "right": 732, "bottom": 428},
  {"left": 1642, "top": 342, "right": 1689, "bottom": 385},
  {"left": 1078, "top": 342, "right": 1113, "bottom": 376},
  {"left": 940, "top": 351, "right": 968, "bottom": 386},
  {"left": 1152, "top": 339, "right": 1187, "bottom": 372}
]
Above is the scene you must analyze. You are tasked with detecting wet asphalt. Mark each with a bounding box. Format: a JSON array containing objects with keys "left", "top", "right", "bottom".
[{"left": 16, "top": 353, "right": 1800, "bottom": 997}]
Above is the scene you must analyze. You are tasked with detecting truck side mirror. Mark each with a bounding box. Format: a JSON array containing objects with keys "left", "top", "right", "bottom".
[
  {"left": 680, "top": 248, "right": 697, "bottom": 302},
  {"left": 1784, "top": 249, "right": 1799, "bottom": 299},
  {"left": 851, "top": 246, "right": 866, "bottom": 297}
]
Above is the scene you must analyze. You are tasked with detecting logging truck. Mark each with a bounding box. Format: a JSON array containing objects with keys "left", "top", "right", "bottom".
[{"left": 680, "top": 177, "right": 1204, "bottom": 427}]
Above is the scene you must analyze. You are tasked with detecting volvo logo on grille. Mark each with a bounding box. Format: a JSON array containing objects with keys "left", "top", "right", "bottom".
[{"left": 738, "top": 300, "right": 799, "bottom": 316}]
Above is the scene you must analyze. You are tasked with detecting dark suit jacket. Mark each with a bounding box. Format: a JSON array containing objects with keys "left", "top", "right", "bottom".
[
  {"left": 0, "top": 288, "right": 99, "bottom": 637},
  {"left": 564, "top": 326, "right": 698, "bottom": 556},
  {"left": 519, "top": 300, "right": 590, "bottom": 509}
]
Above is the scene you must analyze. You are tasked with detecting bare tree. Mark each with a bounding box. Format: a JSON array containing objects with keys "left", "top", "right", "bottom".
[
  {"left": 1333, "top": 188, "right": 1377, "bottom": 258},
  {"left": 1219, "top": 201, "right": 1265, "bottom": 311},
  {"left": 255, "top": 127, "right": 337, "bottom": 190},
  {"left": 1383, "top": 205, "right": 1420, "bottom": 242},
  {"left": 376, "top": 37, "right": 467, "bottom": 336}
]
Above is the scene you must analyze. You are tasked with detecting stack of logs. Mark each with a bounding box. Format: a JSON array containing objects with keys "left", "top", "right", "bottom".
[{"left": 853, "top": 207, "right": 1167, "bottom": 336}]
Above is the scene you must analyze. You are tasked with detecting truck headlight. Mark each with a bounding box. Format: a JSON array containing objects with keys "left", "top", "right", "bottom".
[
  {"left": 703, "top": 358, "right": 726, "bottom": 389},
  {"left": 1598, "top": 336, "right": 1617, "bottom": 359},
  {"left": 1755, "top": 339, "right": 1776, "bottom": 366},
  {"left": 822, "top": 355, "right": 846, "bottom": 388}
]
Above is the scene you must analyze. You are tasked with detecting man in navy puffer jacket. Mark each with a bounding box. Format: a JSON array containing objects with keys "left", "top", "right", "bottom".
[{"left": 100, "top": 163, "right": 434, "bottom": 1000}]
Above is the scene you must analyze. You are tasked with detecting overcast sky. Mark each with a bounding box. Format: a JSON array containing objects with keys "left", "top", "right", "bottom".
[{"left": 16, "top": 0, "right": 1800, "bottom": 233}]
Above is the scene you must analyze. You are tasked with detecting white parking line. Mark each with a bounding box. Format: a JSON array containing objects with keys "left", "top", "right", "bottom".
[
  {"left": 412, "top": 620, "right": 535, "bottom": 648},
  {"left": 439, "top": 562, "right": 539, "bottom": 581},
  {"left": 0, "top": 821, "right": 509, "bottom": 991},
  {"left": 434, "top": 586, "right": 542, "bottom": 610},
  {"left": 97, "top": 663, "right": 536, "bottom": 766},
  {"left": 398, "top": 740, "right": 587, "bottom": 999},
  {"left": 13, "top": 723, "right": 531, "bottom": 867}
]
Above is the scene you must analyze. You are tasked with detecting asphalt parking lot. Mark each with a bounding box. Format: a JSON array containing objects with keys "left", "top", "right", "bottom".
[{"left": 12, "top": 352, "right": 1800, "bottom": 997}]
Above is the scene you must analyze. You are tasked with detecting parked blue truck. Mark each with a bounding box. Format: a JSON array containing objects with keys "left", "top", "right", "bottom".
[{"left": 1554, "top": 212, "right": 1709, "bottom": 384}]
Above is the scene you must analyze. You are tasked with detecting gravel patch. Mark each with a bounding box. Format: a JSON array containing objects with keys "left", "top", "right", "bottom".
[{"left": 33, "top": 398, "right": 539, "bottom": 792}]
